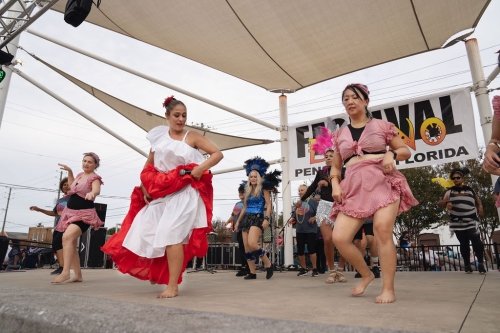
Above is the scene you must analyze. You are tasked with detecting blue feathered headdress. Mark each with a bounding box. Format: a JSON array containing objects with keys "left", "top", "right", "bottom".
[
  {"left": 263, "top": 170, "right": 282, "bottom": 190},
  {"left": 244, "top": 157, "right": 269, "bottom": 177}
]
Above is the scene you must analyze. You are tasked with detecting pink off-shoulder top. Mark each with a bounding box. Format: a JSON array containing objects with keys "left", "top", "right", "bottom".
[
  {"left": 332, "top": 118, "right": 398, "bottom": 161},
  {"left": 68, "top": 172, "right": 103, "bottom": 200}
]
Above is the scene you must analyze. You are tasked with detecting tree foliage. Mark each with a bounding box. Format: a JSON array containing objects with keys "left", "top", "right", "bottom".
[
  {"left": 434, "top": 149, "right": 499, "bottom": 244},
  {"left": 395, "top": 148, "right": 499, "bottom": 245},
  {"left": 395, "top": 166, "right": 446, "bottom": 243},
  {"left": 107, "top": 227, "right": 116, "bottom": 235}
]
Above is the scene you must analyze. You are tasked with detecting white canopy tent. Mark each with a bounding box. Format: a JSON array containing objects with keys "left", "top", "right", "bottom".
[{"left": 51, "top": 0, "right": 491, "bottom": 91}]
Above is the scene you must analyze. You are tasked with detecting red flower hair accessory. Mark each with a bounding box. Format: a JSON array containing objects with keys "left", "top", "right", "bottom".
[{"left": 162, "top": 95, "right": 175, "bottom": 108}]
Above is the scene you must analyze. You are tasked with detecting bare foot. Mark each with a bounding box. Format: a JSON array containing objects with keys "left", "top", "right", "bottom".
[
  {"left": 67, "top": 276, "right": 83, "bottom": 283},
  {"left": 51, "top": 272, "right": 70, "bottom": 284},
  {"left": 351, "top": 272, "right": 375, "bottom": 296},
  {"left": 157, "top": 285, "right": 179, "bottom": 298},
  {"left": 375, "top": 290, "right": 396, "bottom": 304}
]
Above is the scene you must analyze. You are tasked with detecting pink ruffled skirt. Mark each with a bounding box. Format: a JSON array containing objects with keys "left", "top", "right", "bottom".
[
  {"left": 329, "top": 159, "right": 418, "bottom": 220},
  {"left": 54, "top": 194, "right": 103, "bottom": 232},
  {"left": 55, "top": 208, "right": 103, "bottom": 232}
]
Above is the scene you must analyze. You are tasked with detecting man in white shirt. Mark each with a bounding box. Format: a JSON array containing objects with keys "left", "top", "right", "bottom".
[{"left": 419, "top": 246, "right": 440, "bottom": 271}]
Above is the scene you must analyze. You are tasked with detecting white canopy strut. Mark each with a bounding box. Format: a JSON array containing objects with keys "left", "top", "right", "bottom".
[{"left": 26, "top": 29, "right": 279, "bottom": 132}]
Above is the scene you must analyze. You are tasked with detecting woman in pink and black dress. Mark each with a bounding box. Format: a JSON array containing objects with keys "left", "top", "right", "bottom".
[
  {"left": 51, "top": 153, "right": 104, "bottom": 283},
  {"left": 329, "top": 84, "right": 418, "bottom": 303}
]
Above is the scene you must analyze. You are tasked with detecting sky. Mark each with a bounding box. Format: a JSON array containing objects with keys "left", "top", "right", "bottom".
[{"left": 0, "top": 2, "right": 499, "bottom": 240}]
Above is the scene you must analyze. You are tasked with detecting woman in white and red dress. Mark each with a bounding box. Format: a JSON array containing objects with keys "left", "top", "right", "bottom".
[
  {"left": 103, "top": 96, "right": 223, "bottom": 298},
  {"left": 329, "top": 84, "right": 418, "bottom": 303},
  {"left": 52, "top": 153, "right": 104, "bottom": 283}
]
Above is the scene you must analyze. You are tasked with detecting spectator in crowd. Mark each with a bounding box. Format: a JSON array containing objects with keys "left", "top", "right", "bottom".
[
  {"left": 290, "top": 184, "right": 319, "bottom": 277},
  {"left": 443, "top": 246, "right": 457, "bottom": 259},
  {"left": 398, "top": 231, "right": 414, "bottom": 248},
  {"left": 419, "top": 246, "right": 440, "bottom": 271},
  {"left": 7, "top": 240, "right": 21, "bottom": 269},
  {"left": 225, "top": 183, "right": 248, "bottom": 277}
]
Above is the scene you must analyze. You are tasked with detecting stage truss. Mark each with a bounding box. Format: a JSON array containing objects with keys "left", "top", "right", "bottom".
[{"left": 0, "top": 0, "right": 59, "bottom": 50}]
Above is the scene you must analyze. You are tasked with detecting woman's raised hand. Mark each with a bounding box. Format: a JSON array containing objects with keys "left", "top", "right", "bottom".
[{"left": 58, "top": 163, "right": 72, "bottom": 172}]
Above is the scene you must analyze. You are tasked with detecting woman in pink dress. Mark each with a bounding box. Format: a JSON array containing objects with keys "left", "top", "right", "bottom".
[
  {"left": 51, "top": 153, "right": 104, "bottom": 283},
  {"left": 329, "top": 84, "right": 418, "bottom": 303}
]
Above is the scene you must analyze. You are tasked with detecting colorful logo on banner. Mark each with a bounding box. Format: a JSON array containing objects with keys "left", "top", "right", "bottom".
[
  {"left": 289, "top": 88, "right": 478, "bottom": 181},
  {"left": 308, "top": 116, "right": 448, "bottom": 164}
]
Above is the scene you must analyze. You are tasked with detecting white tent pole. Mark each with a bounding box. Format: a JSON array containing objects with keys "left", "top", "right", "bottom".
[
  {"left": 26, "top": 29, "right": 278, "bottom": 131},
  {"left": 465, "top": 38, "right": 493, "bottom": 143},
  {"left": 279, "top": 94, "right": 293, "bottom": 265},
  {"left": 464, "top": 38, "right": 500, "bottom": 222},
  {"left": 212, "top": 159, "right": 281, "bottom": 175},
  {"left": 9, "top": 67, "right": 147, "bottom": 157},
  {"left": 0, "top": 2, "right": 22, "bottom": 130}
]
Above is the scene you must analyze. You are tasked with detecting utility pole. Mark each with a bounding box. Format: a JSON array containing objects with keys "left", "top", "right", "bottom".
[
  {"left": 54, "top": 171, "right": 62, "bottom": 228},
  {"left": 1, "top": 187, "right": 12, "bottom": 234}
]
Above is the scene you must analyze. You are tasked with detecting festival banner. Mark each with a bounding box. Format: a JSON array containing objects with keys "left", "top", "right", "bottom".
[{"left": 288, "top": 88, "right": 478, "bottom": 181}]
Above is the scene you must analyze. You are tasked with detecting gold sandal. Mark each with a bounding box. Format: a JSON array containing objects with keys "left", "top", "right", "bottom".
[
  {"left": 335, "top": 269, "right": 347, "bottom": 283},
  {"left": 326, "top": 270, "right": 336, "bottom": 284}
]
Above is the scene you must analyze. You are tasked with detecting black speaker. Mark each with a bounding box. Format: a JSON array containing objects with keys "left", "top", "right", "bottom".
[
  {"left": 0, "top": 236, "right": 9, "bottom": 264},
  {"left": 79, "top": 227, "right": 107, "bottom": 268},
  {"left": 94, "top": 203, "right": 107, "bottom": 224},
  {"left": 64, "top": 0, "right": 93, "bottom": 27},
  {"left": 205, "top": 245, "right": 222, "bottom": 265}
]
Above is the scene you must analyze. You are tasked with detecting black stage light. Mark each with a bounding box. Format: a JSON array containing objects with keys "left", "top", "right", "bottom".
[{"left": 0, "top": 50, "right": 14, "bottom": 65}]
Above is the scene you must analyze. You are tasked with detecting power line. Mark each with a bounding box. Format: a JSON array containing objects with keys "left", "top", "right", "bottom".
[{"left": 0, "top": 182, "right": 130, "bottom": 200}]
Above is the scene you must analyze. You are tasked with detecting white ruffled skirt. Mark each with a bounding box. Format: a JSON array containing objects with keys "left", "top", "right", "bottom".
[{"left": 123, "top": 185, "right": 207, "bottom": 258}]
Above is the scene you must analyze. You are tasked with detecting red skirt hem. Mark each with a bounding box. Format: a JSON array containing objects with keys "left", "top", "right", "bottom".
[{"left": 102, "top": 164, "right": 213, "bottom": 285}]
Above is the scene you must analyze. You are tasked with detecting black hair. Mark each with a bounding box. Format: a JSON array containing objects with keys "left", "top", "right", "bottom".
[
  {"left": 342, "top": 85, "right": 372, "bottom": 119},
  {"left": 450, "top": 167, "right": 470, "bottom": 179},
  {"left": 59, "top": 177, "right": 69, "bottom": 192},
  {"left": 164, "top": 98, "right": 186, "bottom": 116}
]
